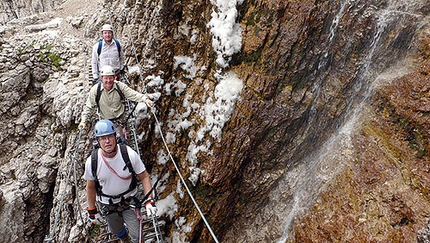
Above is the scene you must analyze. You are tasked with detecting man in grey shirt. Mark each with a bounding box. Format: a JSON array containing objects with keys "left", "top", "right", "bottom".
[{"left": 92, "top": 24, "right": 125, "bottom": 84}]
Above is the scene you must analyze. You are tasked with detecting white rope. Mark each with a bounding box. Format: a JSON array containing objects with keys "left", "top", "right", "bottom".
[
  {"left": 150, "top": 108, "right": 220, "bottom": 243},
  {"left": 107, "top": 2, "right": 219, "bottom": 242}
]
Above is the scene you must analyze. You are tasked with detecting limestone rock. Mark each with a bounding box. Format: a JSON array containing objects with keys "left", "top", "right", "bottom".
[{"left": 0, "top": 0, "right": 430, "bottom": 243}]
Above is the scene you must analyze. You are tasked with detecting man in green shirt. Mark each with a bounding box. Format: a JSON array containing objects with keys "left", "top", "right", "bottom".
[{"left": 79, "top": 65, "right": 153, "bottom": 132}]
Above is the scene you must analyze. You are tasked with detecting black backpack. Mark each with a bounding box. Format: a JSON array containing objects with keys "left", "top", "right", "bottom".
[{"left": 91, "top": 144, "right": 137, "bottom": 204}]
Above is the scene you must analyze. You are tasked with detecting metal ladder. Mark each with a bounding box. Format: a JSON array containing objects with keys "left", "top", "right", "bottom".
[
  {"left": 123, "top": 98, "right": 140, "bottom": 155},
  {"left": 95, "top": 74, "right": 165, "bottom": 243},
  {"left": 96, "top": 213, "right": 165, "bottom": 243}
]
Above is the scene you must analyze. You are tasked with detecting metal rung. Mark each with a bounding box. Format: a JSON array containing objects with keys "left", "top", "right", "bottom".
[
  {"left": 95, "top": 218, "right": 165, "bottom": 243},
  {"left": 141, "top": 226, "right": 164, "bottom": 235},
  {"left": 140, "top": 215, "right": 165, "bottom": 224},
  {"left": 143, "top": 232, "right": 165, "bottom": 241},
  {"left": 98, "top": 232, "right": 165, "bottom": 243}
]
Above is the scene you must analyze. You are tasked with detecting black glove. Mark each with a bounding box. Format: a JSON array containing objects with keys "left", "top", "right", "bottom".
[{"left": 120, "top": 68, "right": 126, "bottom": 75}]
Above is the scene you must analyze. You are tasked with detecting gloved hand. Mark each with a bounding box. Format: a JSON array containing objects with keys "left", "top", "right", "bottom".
[
  {"left": 144, "top": 98, "right": 154, "bottom": 107},
  {"left": 92, "top": 78, "right": 99, "bottom": 85},
  {"left": 120, "top": 67, "right": 126, "bottom": 75},
  {"left": 78, "top": 121, "right": 86, "bottom": 130},
  {"left": 87, "top": 207, "right": 104, "bottom": 225},
  {"left": 145, "top": 199, "right": 157, "bottom": 217}
]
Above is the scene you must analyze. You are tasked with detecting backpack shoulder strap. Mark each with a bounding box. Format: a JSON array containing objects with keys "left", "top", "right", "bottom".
[
  {"left": 95, "top": 82, "right": 102, "bottom": 112},
  {"left": 114, "top": 39, "right": 121, "bottom": 54},
  {"left": 119, "top": 144, "right": 138, "bottom": 195},
  {"left": 119, "top": 144, "right": 133, "bottom": 174},
  {"left": 92, "top": 145, "right": 137, "bottom": 202},
  {"left": 90, "top": 148, "right": 104, "bottom": 198},
  {"left": 91, "top": 148, "right": 99, "bottom": 181},
  {"left": 97, "top": 39, "right": 103, "bottom": 56},
  {"left": 115, "top": 83, "right": 125, "bottom": 101}
]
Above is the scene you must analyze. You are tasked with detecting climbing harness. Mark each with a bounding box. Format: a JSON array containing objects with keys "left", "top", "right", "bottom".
[{"left": 91, "top": 144, "right": 138, "bottom": 204}]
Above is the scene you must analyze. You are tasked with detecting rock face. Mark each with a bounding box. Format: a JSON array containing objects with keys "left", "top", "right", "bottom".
[
  {"left": 0, "top": 14, "right": 88, "bottom": 243},
  {"left": 0, "top": 0, "right": 429, "bottom": 242},
  {"left": 0, "top": 0, "right": 64, "bottom": 24}
]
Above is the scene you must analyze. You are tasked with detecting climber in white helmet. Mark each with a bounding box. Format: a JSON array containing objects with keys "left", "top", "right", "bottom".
[
  {"left": 79, "top": 65, "right": 153, "bottom": 134},
  {"left": 91, "top": 24, "right": 125, "bottom": 84}
]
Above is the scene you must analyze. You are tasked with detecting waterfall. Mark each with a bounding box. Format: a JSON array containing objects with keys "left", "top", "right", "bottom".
[{"left": 273, "top": 0, "right": 426, "bottom": 241}]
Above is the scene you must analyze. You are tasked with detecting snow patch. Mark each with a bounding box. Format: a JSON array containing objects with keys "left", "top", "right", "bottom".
[{"left": 207, "top": 0, "right": 244, "bottom": 68}]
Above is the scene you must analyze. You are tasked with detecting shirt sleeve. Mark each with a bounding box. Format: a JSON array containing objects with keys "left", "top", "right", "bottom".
[
  {"left": 83, "top": 155, "right": 95, "bottom": 180},
  {"left": 91, "top": 42, "right": 99, "bottom": 79},
  {"left": 118, "top": 40, "right": 125, "bottom": 70},
  {"left": 80, "top": 84, "right": 97, "bottom": 123}
]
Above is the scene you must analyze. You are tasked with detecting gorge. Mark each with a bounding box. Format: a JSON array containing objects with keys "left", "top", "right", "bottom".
[{"left": 0, "top": 0, "right": 429, "bottom": 242}]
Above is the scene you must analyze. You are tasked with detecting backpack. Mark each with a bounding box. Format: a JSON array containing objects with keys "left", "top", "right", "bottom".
[
  {"left": 95, "top": 82, "right": 125, "bottom": 112},
  {"left": 97, "top": 38, "right": 121, "bottom": 56},
  {"left": 91, "top": 144, "right": 137, "bottom": 204}
]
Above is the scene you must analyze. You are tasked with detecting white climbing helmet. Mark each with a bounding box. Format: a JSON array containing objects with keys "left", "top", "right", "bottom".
[
  {"left": 101, "top": 24, "right": 114, "bottom": 33},
  {"left": 100, "top": 65, "right": 115, "bottom": 76}
]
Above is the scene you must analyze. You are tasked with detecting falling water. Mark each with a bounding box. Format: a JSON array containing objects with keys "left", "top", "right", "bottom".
[
  {"left": 290, "top": 0, "right": 355, "bottom": 156},
  {"left": 273, "top": 0, "right": 425, "bottom": 241}
]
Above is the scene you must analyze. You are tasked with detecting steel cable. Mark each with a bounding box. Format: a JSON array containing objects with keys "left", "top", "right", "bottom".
[
  {"left": 150, "top": 108, "right": 220, "bottom": 243},
  {"left": 102, "top": 2, "right": 220, "bottom": 242}
]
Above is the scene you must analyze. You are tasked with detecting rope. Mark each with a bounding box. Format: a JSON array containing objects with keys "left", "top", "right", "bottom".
[
  {"left": 150, "top": 108, "right": 220, "bottom": 243},
  {"left": 137, "top": 208, "right": 143, "bottom": 243},
  {"left": 74, "top": 45, "right": 89, "bottom": 230},
  {"left": 104, "top": 2, "right": 219, "bottom": 242},
  {"left": 45, "top": 130, "right": 83, "bottom": 242},
  {"left": 101, "top": 154, "right": 133, "bottom": 180},
  {"left": 72, "top": 131, "right": 85, "bottom": 225},
  {"left": 73, "top": 85, "right": 85, "bottom": 226},
  {"left": 45, "top": 45, "right": 93, "bottom": 243},
  {"left": 79, "top": 45, "right": 98, "bottom": 243}
]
